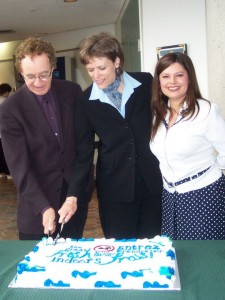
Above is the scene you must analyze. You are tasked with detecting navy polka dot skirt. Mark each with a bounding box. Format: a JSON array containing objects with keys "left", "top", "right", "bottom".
[{"left": 162, "top": 174, "right": 225, "bottom": 240}]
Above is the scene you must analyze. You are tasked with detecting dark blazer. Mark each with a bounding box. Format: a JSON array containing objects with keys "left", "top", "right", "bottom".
[
  {"left": 68, "top": 72, "right": 162, "bottom": 203},
  {"left": 0, "top": 79, "right": 93, "bottom": 234}
]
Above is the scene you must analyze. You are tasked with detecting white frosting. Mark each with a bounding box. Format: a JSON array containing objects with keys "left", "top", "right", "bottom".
[{"left": 11, "top": 236, "right": 176, "bottom": 289}]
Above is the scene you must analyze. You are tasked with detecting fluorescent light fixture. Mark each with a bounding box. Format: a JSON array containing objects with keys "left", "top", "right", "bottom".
[{"left": 64, "top": 0, "right": 77, "bottom": 2}]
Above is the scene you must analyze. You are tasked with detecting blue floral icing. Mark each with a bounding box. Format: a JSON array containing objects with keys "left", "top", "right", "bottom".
[
  {"left": 44, "top": 279, "right": 70, "bottom": 287},
  {"left": 114, "top": 239, "right": 137, "bottom": 242},
  {"left": 33, "top": 245, "right": 39, "bottom": 253},
  {"left": 94, "top": 281, "right": 121, "bottom": 288},
  {"left": 143, "top": 281, "right": 169, "bottom": 288},
  {"left": 17, "top": 263, "right": 45, "bottom": 274},
  {"left": 121, "top": 270, "right": 144, "bottom": 279},
  {"left": 24, "top": 256, "right": 30, "bottom": 262},
  {"left": 71, "top": 270, "right": 97, "bottom": 279},
  {"left": 159, "top": 266, "right": 174, "bottom": 279},
  {"left": 77, "top": 238, "right": 95, "bottom": 242},
  {"left": 166, "top": 249, "right": 175, "bottom": 260}
]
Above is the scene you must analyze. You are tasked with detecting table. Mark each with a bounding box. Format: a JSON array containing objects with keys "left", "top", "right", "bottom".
[{"left": 0, "top": 240, "right": 225, "bottom": 300}]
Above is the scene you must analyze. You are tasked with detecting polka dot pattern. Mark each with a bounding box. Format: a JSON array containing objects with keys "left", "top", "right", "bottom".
[{"left": 162, "top": 175, "right": 225, "bottom": 240}]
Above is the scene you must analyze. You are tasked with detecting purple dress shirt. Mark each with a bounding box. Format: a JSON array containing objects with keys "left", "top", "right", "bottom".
[
  {"left": 36, "top": 89, "right": 60, "bottom": 144},
  {"left": 35, "top": 89, "right": 60, "bottom": 215}
]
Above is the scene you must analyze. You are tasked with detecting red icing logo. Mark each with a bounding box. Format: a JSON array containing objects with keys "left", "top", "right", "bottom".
[{"left": 94, "top": 245, "right": 115, "bottom": 252}]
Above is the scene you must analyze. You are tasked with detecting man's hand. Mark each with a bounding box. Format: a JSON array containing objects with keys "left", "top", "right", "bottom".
[
  {"left": 42, "top": 207, "right": 56, "bottom": 235},
  {"left": 58, "top": 196, "right": 77, "bottom": 224}
]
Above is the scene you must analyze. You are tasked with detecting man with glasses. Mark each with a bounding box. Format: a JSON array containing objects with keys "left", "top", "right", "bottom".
[{"left": 0, "top": 37, "right": 94, "bottom": 240}]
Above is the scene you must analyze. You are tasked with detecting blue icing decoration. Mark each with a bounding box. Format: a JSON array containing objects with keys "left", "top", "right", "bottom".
[
  {"left": 167, "top": 267, "right": 175, "bottom": 278},
  {"left": 17, "top": 263, "right": 45, "bottom": 274},
  {"left": 24, "top": 256, "right": 30, "bottom": 262},
  {"left": 143, "top": 281, "right": 169, "bottom": 288},
  {"left": 94, "top": 281, "right": 121, "bottom": 288},
  {"left": 77, "top": 238, "right": 95, "bottom": 242},
  {"left": 121, "top": 270, "right": 143, "bottom": 279},
  {"left": 114, "top": 238, "right": 137, "bottom": 242},
  {"left": 33, "top": 245, "right": 39, "bottom": 253},
  {"left": 71, "top": 270, "right": 97, "bottom": 279},
  {"left": 159, "top": 266, "right": 174, "bottom": 279},
  {"left": 17, "top": 263, "right": 29, "bottom": 274},
  {"left": 44, "top": 279, "right": 70, "bottom": 287},
  {"left": 166, "top": 249, "right": 175, "bottom": 260}
]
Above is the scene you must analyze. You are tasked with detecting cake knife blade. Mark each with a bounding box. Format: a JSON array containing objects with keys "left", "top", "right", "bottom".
[{"left": 53, "top": 218, "right": 65, "bottom": 245}]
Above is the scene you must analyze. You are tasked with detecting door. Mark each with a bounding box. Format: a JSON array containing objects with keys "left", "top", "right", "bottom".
[{"left": 121, "top": 0, "right": 141, "bottom": 72}]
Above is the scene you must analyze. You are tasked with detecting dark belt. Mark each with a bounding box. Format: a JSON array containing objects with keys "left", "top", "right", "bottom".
[{"left": 164, "top": 166, "right": 211, "bottom": 188}]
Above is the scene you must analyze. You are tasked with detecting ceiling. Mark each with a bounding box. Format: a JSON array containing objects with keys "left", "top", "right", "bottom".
[{"left": 0, "top": 0, "right": 126, "bottom": 43}]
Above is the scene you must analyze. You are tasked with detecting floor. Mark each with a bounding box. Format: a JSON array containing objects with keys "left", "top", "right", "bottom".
[{"left": 0, "top": 177, "right": 104, "bottom": 240}]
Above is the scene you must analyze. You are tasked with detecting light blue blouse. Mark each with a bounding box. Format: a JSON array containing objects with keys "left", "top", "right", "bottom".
[{"left": 89, "top": 71, "right": 141, "bottom": 118}]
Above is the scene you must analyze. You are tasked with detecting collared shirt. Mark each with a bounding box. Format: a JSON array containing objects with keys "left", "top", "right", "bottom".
[
  {"left": 150, "top": 99, "right": 225, "bottom": 193},
  {"left": 35, "top": 89, "right": 60, "bottom": 214},
  {"left": 36, "top": 90, "right": 60, "bottom": 144},
  {"left": 89, "top": 71, "right": 141, "bottom": 118}
]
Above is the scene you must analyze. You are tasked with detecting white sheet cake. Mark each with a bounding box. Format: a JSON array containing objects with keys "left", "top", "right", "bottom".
[{"left": 9, "top": 235, "right": 181, "bottom": 290}]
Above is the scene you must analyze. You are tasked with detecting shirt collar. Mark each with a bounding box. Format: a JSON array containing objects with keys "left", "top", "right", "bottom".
[
  {"left": 35, "top": 88, "right": 52, "bottom": 103},
  {"left": 167, "top": 100, "right": 188, "bottom": 111},
  {"left": 89, "top": 71, "right": 141, "bottom": 117},
  {"left": 165, "top": 100, "right": 188, "bottom": 122},
  {"left": 89, "top": 72, "right": 141, "bottom": 101}
]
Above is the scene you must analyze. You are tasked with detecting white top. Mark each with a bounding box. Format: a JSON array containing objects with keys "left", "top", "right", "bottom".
[{"left": 150, "top": 99, "right": 225, "bottom": 193}]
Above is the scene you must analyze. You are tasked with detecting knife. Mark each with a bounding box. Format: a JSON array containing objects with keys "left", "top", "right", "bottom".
[{"left": 53, "top": 218, "right": 65, "bottom": 245}]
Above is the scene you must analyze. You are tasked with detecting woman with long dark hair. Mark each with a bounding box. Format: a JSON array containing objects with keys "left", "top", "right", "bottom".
[{"left": 150, "top": 52, "right": 225, "bottom": 240}]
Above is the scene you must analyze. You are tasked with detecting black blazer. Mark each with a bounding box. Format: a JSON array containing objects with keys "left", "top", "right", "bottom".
[
  {"left": 0, "top": 80, "right": 93, "bottom": 234},
  {"left": 68, "top": 72, "right": 162, "bottom": 203}
]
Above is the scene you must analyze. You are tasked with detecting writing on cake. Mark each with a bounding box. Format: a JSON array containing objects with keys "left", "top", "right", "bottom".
[{"left": 9, "top": 236, "right": 180, "bottom": 290}]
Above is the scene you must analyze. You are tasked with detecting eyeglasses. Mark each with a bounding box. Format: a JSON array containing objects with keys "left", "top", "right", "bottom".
[{"left": 22, "top": 70, "right": 52, "bottom": 82}]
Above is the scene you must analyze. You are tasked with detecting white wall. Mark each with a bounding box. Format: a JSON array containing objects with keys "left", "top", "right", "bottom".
[
  {"left": 139, "top": 0, "right": 208, "bottom": 98},
  {"left": 0, "top": 24, "right": 115, "bottom": 91},
  {"left": 1, "top": 0, "right": 225, "bottom": 116},
  {"left": 206, "top": 0, "right": 225, "bottom": 115},
  {"left": 0, "top": 41, "right": 20, "bottom": 90},
  {"left": 42, "top": 24, "right": 115, "bottom": 90}
]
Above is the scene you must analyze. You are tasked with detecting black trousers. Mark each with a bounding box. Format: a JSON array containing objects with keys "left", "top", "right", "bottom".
[
  {"left": 19, "top": 205, "right": 88, "bottom": 240},
  {"left": 98, "top": 167, "right": 162, "bottom": 239},
  {"left": 19, "top": 179, "right": 90, "bottom": 240},
  {"left": 0, "top": 139, "right": 10, "bottom": 174}
]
